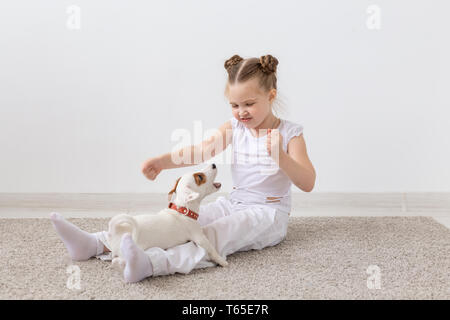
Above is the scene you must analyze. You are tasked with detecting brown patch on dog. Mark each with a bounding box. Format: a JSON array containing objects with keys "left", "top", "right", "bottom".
[
  {"left": 168, "top": 177, "right": 181, "bottom": 201},
  {"left": 193, "top": 173, "right": 207, "bottom": 186}
]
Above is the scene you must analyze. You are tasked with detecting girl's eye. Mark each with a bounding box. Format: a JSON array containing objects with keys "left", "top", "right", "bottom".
[{"left": 246, "top": 103, "right": 254, "bottom": 106}]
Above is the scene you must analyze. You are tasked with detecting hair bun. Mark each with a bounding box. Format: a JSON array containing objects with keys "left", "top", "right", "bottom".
[
  {"left": 259, "top": 54, "right": 279, "bottom": 74},
  {"left": 224, "top": 54, "right": 244, "bottom": 71}
]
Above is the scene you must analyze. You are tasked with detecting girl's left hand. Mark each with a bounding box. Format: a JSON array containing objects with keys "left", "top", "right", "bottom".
[{"left": 267, "top": 128, "right": 283, "bottom": 160}]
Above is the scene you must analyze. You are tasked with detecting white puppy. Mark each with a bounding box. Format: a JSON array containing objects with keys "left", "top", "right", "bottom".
[{"left": 107, "top": 163, "right": 228, "bottom": 269}]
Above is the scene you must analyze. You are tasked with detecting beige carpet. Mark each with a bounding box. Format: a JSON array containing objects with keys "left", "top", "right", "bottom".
[{"left": 1, "top": 216, "right": 449, "bottom": 300}]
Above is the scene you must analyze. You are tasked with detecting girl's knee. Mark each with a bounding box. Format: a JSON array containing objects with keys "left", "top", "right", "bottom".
[{"left": 198, "top": 197, "right": 231, "bottom": 226}]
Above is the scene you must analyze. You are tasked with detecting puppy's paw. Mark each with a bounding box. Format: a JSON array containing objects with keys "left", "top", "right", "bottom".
[
  {"left": 112, "top": 257, "right": 126, "bottom": 272},
  {"left": 217, "top": 258, "right": 228, "bottom": 267}
]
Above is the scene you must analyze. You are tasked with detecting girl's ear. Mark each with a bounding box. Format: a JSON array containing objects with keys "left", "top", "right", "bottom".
[
  {"left": 269, "top": 88, "right": 277, "bottom": 103},
  {"left": 168, "top": 177, "right": 181, "bottom": 201}
]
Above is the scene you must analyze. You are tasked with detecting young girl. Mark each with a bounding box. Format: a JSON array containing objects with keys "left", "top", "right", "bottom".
[{"left": 50, "top": 54, "right": 316, "bottom": 283}]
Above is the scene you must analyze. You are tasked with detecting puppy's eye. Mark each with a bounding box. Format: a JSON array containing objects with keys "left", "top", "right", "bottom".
[{"left": 194, "top": 173, "right": 206, "bottom": 185}]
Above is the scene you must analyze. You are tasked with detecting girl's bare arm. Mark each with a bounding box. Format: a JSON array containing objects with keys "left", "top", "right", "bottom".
[{"left": 157, "top": 120, "right": 232, "bottom": 170}]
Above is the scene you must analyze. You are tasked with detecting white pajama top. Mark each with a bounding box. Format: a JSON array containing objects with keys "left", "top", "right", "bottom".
[{"left": 229, "top": 116, "right": 304, "bottom": 214}]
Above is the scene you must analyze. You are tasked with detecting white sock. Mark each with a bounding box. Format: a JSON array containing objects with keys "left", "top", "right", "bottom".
[
  {"left": 50, "top": 212, "right": 104, "bottom": 261},
  {"left": 120, "top": 233, "right": 153, "bottom": 283}
]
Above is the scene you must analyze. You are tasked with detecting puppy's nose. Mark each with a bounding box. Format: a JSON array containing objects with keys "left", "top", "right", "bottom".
[{"left": 212, "top": 163, "right": 216, "bottom": 169}]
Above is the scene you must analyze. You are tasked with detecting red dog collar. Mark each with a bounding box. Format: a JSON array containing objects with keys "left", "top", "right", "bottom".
[{"left": 168, "top": 202, "right": 199, "bottom": 220}]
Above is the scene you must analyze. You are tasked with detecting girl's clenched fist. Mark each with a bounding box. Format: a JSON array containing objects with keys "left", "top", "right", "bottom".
[
  {"left": 141, "top": 157, "right": 163, "bottom": 180},
  {"left": 266, "top": 128, "right": 283, "bottom": 160}
]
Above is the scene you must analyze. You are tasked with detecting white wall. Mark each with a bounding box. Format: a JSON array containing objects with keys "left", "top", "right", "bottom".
[{"left": 0, "top": 0, "right": 449, "bottom": 193}]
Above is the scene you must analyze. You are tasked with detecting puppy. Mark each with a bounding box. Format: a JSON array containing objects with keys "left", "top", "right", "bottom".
[{"left": 107, "top": 163, "right": 228, "bottom": 269}]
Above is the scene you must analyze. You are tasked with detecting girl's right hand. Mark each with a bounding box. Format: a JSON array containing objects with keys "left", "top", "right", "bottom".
[{"left": 141, "top": 157, "right": 163, "bottom": 180}]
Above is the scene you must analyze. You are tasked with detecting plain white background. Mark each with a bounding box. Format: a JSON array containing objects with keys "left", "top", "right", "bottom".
[{"left": 0, "top": 0, "right": 449, "bottom": 193}]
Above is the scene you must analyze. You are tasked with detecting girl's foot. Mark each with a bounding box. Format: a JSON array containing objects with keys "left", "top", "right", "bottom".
[
  {"left": 120, "top": 233, "right": 153, "bottom": 283},
  {"left": 50, "top": 212, "right": 104, "bottom": 261}
]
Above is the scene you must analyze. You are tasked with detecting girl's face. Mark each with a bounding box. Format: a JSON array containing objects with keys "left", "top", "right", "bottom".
[{"left": 227, "top": 78, "right": 276, "bottom": 129}]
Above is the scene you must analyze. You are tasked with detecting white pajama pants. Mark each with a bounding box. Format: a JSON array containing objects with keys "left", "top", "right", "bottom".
[{"left": 96, "top": 196, "right": 290, "bottom": 277}]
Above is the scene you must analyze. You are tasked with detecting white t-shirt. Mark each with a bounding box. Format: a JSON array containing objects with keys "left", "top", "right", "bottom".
[{"left": 228, "top": 116, "right": 304, "bottom": 214}]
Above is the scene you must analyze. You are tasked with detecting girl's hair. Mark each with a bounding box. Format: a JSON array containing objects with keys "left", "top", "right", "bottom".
[{"left": 223, "top": 54, "right": 286, "bottom": 116}]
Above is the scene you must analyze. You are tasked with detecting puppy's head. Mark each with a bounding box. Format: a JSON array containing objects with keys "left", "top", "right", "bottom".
[{"left": 167, "top": 163, "right": 221, "bottom": 204}]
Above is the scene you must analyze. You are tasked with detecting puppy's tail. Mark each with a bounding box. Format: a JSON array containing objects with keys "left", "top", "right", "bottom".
[{"left": 110, "top": 214, "right": 139, "bottom": 241}]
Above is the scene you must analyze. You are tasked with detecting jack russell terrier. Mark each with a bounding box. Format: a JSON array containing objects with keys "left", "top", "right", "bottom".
[{"left": 107, "top": 163, "right": 228, "bottom": 269}]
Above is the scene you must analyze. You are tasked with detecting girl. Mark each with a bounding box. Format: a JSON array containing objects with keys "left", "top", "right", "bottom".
[{"left": 50, "top": 54, "right": 316, "bottom": 283}]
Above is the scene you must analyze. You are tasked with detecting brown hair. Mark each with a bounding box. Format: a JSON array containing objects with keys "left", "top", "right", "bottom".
[
  {"left": 224, "top": 54, "right": 278, "bottom": 91},
  {"left": 224, "top": 54, "right": 284, "bottom": 114}
]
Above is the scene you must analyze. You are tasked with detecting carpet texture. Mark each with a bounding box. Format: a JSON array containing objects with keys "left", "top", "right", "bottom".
[{"left": 1, "top": 216, "right": 449, "bottom": 300}]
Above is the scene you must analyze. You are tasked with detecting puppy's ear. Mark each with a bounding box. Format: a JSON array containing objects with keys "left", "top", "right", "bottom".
[{"left": 168, "top": 177, "right": 181, "bottom": 201}]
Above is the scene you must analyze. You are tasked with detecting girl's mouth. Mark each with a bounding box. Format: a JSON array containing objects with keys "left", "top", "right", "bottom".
[{"left": 241, "top": 117, "right": 252, "bottom": 122}]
